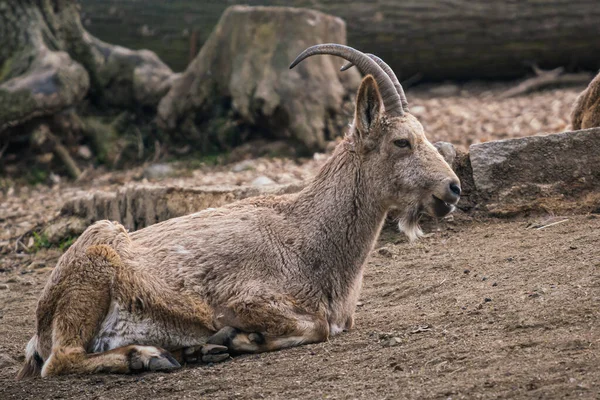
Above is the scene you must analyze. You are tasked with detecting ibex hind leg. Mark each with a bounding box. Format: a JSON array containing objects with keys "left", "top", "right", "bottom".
[
  {"left": 206, "top": 298, "right": 330, "bottom": 354},
  {"left": 39, "top": 245, "right": 180, "bottom": 377}
]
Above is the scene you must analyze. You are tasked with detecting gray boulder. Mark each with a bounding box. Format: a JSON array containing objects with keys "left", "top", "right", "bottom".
[{"left": 469, "top": 127, "right": 600, "bottom": 215}]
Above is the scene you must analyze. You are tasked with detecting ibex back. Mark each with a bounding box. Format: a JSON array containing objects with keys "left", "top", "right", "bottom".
[{"left": 18, "top": 44, "right": 460, "bottom": 379}]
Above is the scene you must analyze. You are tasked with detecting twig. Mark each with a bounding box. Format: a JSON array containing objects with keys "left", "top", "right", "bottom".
[
  {"left": 31, "top": 124, "right": 81, "bottom": 179},
  {"left": 499, "top": 67, "right": 592, "bottom": 99},
  {"left": 0, "top": 142, "right": 8, "bottom": 160},
  {"left": 52, "top": 138, "right": 81, "bottom": 179},
  {"left": 401, "top": 72, "right": 423, "bottom": 89},
  {"left": 536, "top": 219, "right": 569, "bottom": 230},
  {"left": 152, "top": 140, "right": 161, "bottom": 163},
  {"left": 135, "top": 127, "right": 144, "bottom": 160}
]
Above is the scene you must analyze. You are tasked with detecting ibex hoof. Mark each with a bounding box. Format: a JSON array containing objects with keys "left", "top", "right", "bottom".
[
  {"left": 206, "top": 326, "right": 266, "bottom": 353},
  {"left": 206, "top": 326, "right": 240, "bottom": 347},
  {"left": 182, "top": 344, "right": 230, "bottom": 364},
  {"left": 129, "top": 346, "right": 181, "bottom": 372}
]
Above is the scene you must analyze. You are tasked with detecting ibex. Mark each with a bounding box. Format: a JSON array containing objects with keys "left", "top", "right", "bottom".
[
  {"left": 18, "top": 44, "right": 460, "bottom": 379},
  {"left": 571, "top": 71, "right": 600, "bottom": 130}
]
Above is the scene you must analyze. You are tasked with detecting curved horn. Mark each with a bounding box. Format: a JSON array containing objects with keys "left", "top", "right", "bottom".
[
  {"left": 341, "top": 54, "right": 409, "bottom": 111},
  {"left": 289, "top": 44, "right": 404, "bottom": 117}
]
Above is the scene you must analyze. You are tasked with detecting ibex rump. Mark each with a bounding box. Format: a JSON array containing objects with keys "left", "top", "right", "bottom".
[{"left": 18, "top": 44, "right": 460, "bottom": 379}]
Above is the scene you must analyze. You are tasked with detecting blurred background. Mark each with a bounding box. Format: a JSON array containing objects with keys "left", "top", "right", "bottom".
[{"left": 0, "top": 0, "right": 599, "bottom": 200}]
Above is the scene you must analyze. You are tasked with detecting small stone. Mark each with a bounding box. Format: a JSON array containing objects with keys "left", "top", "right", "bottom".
[
  {"left": 429, "top": 83, "right": 460, "bottom": 96},
  {"left": 410, "top": 105, "right": 426, "bottom": 115},
  {"left": 231, "top": 160, "right": 255, "bottom": 172},
  {"left": 0, "top": 284, "right": 8, "bottom": 290},
  {"left": 569, "top": 245, "right": 578, "bottom": 250},
  {"left": 0, "top": 353, "right": 16, "bottom": 368},
  {"left": 433, "top": 142, "right": 457, "bottom": 165},
  {"left": 464, "top": 269, "right": 470, "bottom": 274},
  {"left": 492, "top": 282, "right": 498, "bottom": 287},
  {"left": 313, "top": 153, "right": 328, "bottom": 162},
  {"left": 383, "top": 337, "right": 402, "bottom": 347},
  {"left": 484, "top": 298, "right": 492, "bottom": 302},
  {"left": 143, "top": 163, "right": 176, "bottom": 180},
  {"left": 377, "top": 248, "right": 393, "bottom": 258},
  {"left": 78, "top": 145, "right": 92, "bottom": 160},
  {"left": 482, "top": 276, "right": 488, "bottom": 281},
  {"left": 251, "top": 176, "right": 276, "bottom": 186}
]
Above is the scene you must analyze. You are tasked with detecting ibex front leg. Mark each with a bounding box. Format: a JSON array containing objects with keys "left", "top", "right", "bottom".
[{"left": 206, "top": 295, "right": 330, "bottom": 354}]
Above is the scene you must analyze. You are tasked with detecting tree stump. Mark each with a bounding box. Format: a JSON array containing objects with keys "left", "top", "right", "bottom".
[{"left": 157, "top": 5, "right": 361, "bottom": 152}]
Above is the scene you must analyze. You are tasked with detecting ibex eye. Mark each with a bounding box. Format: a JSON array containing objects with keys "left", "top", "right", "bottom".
[{"left": 393, "top": 139, "right": 411, "bottom": 148}]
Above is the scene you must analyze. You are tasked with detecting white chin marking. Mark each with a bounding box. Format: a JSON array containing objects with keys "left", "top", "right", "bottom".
[{"left": 397, "top": 217, "right": 423, "bottom": 242}]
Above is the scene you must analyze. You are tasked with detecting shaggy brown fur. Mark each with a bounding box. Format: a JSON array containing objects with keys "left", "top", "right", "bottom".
[
  {"left": 18, "top": 74, "right": 460, "bottom": 379},
  {"left": 571, "top": 71, "right": 600, "bottom": 130}
]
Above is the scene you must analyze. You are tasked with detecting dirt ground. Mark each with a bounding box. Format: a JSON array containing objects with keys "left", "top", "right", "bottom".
[{"left": 0, "top": 212, "right": 598, "bottom": 399}]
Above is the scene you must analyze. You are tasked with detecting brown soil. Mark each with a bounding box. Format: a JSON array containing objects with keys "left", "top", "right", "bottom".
[{"left": 0, "top": 213, "right": 599, "bottom": 399}]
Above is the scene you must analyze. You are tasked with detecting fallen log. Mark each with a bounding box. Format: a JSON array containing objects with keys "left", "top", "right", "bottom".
[{"left": 82, "top": 0, "right": 600, "bottom": 81}]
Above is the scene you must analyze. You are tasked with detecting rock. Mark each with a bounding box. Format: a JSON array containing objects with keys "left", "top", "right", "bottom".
[
  {"left": 78, "top": 145, "right": 92, "bottom": 159},
  {"left": 377, "top": 248, "right": 393, "bottom": 258},
  {"left": 382, "top": 337, "right": 402, "bottom": 347},
  {"left": 251, "top": 176, "right": 276, "bottom": 186},
  {"left": 470, "top": 127, "right": 600, "bottom": 215},
  {"left": 42, "top": 216, "right": 88, "bottom": 245},
  {"left": 61, "top": 182, "right": 305, "bottom": 231},
  {"left": 232, "top": 160, "right": 256, "bottom": 173},
  {"left": 451, "top": 148, "right": 477, "bottom": 211},
  {"left": 143, "top": 163, "right": 176, "bottom": 180},
  {"left": 433, "top": 141, "right": 457, "bottom": 166},
  {"left": 0, "top": 353, "right": 16, "bottom": 369},
  {"left": 410, "top": 105, "right": 426, "bottom": 115},
  {"left": 428, "top": 83, "right": 460, "bottom": 96},
  {"left": 157, "top": 5, "right": 360, "bottom": 152},
  {"left": 0, "top": 284, "right": 8, "bottom": 290}
]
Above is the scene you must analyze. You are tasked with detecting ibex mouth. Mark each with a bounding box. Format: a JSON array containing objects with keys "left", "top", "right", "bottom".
[{"left": 432, "top": 195, "right": 455, "bottom": 217}]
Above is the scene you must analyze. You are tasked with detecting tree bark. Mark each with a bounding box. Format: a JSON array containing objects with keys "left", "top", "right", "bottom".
[{"left": 81, "top": 0, "right": 600, "bottom": 81}]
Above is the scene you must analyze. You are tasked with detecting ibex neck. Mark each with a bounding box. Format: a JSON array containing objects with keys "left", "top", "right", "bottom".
[{"left": 290, "top": 143, "right": 388, "bottom": 280}]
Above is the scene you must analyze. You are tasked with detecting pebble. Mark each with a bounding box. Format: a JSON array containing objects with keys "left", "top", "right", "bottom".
[
  {"left": 251, "top": 176, "right": 276, "bottom": 186},
  {"left": 0, "top": 353, "right": 16, "bottom": 368},
  {"left": 377, "top": 248, "right": 393, "bottom": 258},
  {"left": 383, "top": 337, "right": 402, "bottom": 347},
  {"left": 0, "top": 284, "right": 8, "bottom": 290},
  {"left": 143, "top": 163, "right": 176, "bottom": 180},
  {"left": 231, "top": 160, "right": 255, "bottom": 172},
  {"left": 78, "top": 145, "right": 92, "bottom": 160}
]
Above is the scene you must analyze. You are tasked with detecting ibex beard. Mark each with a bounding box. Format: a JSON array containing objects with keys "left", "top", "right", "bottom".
[{"left": 17, "top": 44, "right": 460, "bottom": 379}]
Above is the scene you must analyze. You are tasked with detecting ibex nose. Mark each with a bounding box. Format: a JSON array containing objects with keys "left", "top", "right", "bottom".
[
  {"left": 447, "top": 181, "right": 461, "bottom": 203},
  {"left": 449, "top": 182, "right": 461, "bottom": 197}
]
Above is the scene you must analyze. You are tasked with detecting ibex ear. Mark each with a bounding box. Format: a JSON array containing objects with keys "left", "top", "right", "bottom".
[{"left": 354, "top": 75, "right": 383, "bottom": 139}]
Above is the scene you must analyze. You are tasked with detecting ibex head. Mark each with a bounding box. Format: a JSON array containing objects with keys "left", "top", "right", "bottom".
[{"left": 290, "top": 44, "right": 460, "bottom": 240}]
